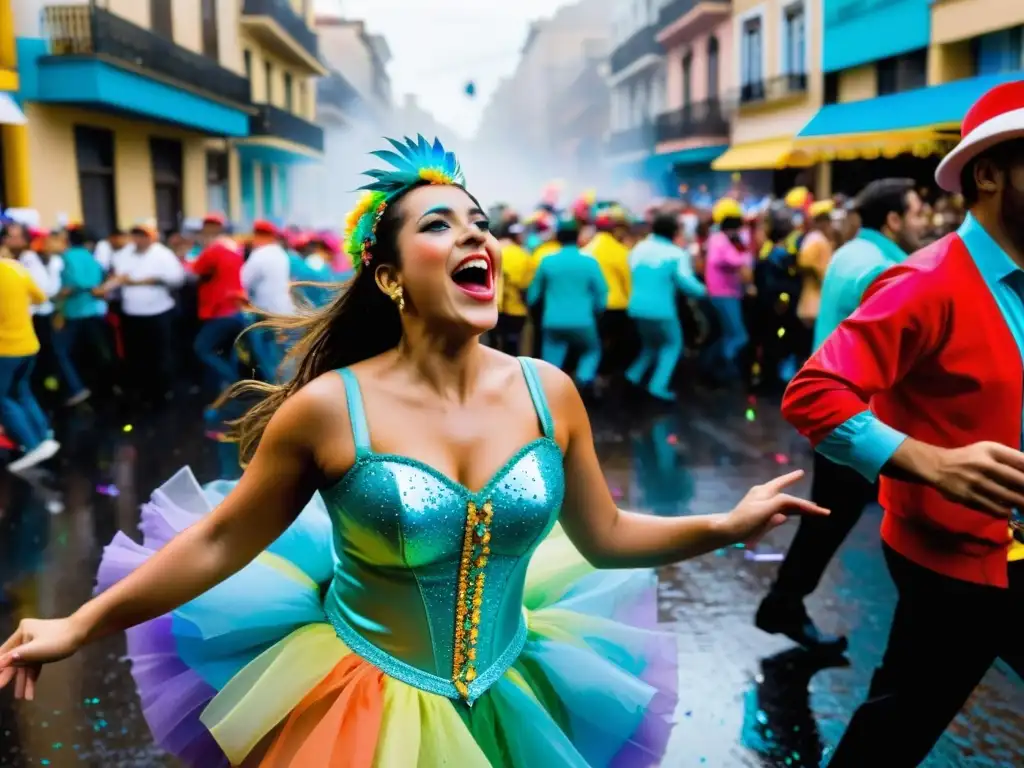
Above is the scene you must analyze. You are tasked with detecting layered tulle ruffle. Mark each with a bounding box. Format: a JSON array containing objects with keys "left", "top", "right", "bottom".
[{"left": 96, "top": 468, "right": 677, "bottom": 767}]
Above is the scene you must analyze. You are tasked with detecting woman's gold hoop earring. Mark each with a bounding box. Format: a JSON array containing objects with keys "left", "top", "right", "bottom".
[{"left": 390, "top": 286, "right": 405, "bottom": 313}]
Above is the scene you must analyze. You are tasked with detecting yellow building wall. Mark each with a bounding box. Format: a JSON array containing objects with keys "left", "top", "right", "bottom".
[
  {"left": 241, "top": 31, "right": 318, "bottom": 120},
  {"left": 24, "top": 104, "right": 207, "bottom": 228},
  {"left": 838, "top": 64, "right": 876, "bottom": 102},
  {"left": 105, "top": 0, "right": 150, "bottom": 29},
  {"left": 729, "top": 0, "right": 824, "bottom": 146},
  {"left": 927, "top": 39, "right": 975, "bottom": 86},
  {"left": 931, "top": 0, "right": 1024, "bottom": 46}
]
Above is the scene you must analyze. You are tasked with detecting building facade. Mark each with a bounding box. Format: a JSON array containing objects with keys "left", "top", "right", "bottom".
[
  {"left": 286, "top": 14, "right": 393, "bottom": 228},
  {"left": 711, "top": 0, "right": 821, "bottom": 195},
  {"left": 234, "top": 0, "right": 326, "bottom": 226},
  {"left": 7, "top": 0, "right": 323, "bottom": 234},
  {"left": 606, "top": 1, "right": 666, "bottom": 192},
  {"left": 0, "top": 0, "right": 28, "bottom": 212},
  {"left": 796, "top": 0, "right": 1024, "bottom": 194},
  {"left": 653, "top": 0, "right": 734, "bottom": 198}
]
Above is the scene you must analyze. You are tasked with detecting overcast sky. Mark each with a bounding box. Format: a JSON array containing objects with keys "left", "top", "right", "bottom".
[{"left": 315, "top": 0, "right": 567, "bottom": 137}]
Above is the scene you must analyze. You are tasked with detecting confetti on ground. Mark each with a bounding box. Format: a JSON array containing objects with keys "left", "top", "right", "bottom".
[
  {"left": 96, "top": 485, "right": 120, "bottom": 497},
  {"left": 773, "top": 453, "right": 789, "bottom": 465},
  {"left": 745, "top": 408, "right": 756, "bottom": 422},
  {"left": 122, "top": 424, "right": 133, "bottom": 433},
  {"left": 745, "top": 550, "right": 785, "bottom": 562}
]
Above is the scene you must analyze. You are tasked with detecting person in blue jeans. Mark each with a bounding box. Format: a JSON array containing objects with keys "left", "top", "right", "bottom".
[
  {"left": 625, "top": 213, "right": 707, "bottom": 401},
  {"left": 527, "top": 218, "right": 607, "bottom": 392},
  {"left": 0, "top": 226, "right": 60, "bottom": 471}
]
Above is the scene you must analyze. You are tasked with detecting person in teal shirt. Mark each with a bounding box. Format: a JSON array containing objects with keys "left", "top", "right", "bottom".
[
  {"left": 57, "top": 226, "right": 109, "bottom": 403},
  {"left": 527, "top": 218, "right": 607, "bottom": 390},
  {"left": 757, "top": 178, "right": 926, "bottom": 653},
  {"left": 625, "top": 213, "right": 707, "bottom": 401}
]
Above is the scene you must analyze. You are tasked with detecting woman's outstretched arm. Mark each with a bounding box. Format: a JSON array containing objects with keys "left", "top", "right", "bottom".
[
  {"left": 537, "top": 362, "right": 829, "bottom": 569},
  {"left": 0, "top": 374, "right": 351, "bottom": 699}
]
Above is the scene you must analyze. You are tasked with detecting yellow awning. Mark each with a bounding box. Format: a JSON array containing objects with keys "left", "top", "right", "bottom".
[
  {"left": 795, "top": 124, "right": 960, "bottom": 162},
  {"left": 711, "top": 138, "right": 815, "bottom": 171}
]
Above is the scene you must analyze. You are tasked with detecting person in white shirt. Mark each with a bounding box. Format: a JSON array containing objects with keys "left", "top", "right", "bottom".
[
  {"left": 105, "top": 225, "right": 186, "bottom": 406},
  {"left": 240, "top": 220, "right": 294, "bottom": 381},
  {"left": 92, "top": 228, "right": 129, "bottom": 273}
]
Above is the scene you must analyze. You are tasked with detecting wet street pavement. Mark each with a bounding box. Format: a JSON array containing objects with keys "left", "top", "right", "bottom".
[{"left": 0, "top": 389, "right": 1021, "bottom": 767}]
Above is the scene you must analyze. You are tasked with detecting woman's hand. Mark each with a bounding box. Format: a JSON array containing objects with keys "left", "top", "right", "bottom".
[
  {"left": 718, "top": 470, "right": 829, "bottom": 545},
  {"left": 0, "top": 616, "right": 88, "bottom": 700}
]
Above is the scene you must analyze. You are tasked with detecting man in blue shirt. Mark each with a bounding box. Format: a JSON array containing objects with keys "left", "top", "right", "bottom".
[
  {"left": 625, "top": 213, "right": 706, "bottom": 401},
  {"left": 527, "top": 218, "right": 607, "bottom": 394},
  {"left": 756, "top": 178, "right": 926, "bottom": 652}
]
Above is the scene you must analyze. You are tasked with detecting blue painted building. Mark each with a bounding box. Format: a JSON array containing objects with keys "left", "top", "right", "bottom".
[{"left": 802, "top": 0, "right": 1024, "bottom": 194}]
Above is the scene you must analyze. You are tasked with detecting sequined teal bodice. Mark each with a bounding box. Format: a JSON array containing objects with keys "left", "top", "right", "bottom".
[{"left": 320, "top": 359, "right": 564, "bottom": 703}]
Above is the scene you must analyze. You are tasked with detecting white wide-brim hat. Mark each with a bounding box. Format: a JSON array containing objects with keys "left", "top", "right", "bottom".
[{"left": 935, "top": 80, "right": 1024, "bottom": 194}]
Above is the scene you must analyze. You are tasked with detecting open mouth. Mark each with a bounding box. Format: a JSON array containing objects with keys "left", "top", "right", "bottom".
[{"left": 450, "top": 254, "right": 495, "bottom": 301}]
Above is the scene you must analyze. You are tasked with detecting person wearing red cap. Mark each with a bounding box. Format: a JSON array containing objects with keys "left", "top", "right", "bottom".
[
  {"left": 241, "top": 220, "right": 294, "bottom": 380},
  {"left": 782, "top": 81, "right": 1024, "bottom": 764}
]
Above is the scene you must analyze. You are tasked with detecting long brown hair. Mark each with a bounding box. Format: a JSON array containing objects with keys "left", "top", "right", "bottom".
[{"left": 221, "top": 186, "right": 417, "bottom": 464}]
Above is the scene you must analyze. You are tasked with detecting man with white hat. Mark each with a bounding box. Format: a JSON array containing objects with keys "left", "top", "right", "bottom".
[{"left": 781, "top": 81, "right": 1024, "bottom": 764}]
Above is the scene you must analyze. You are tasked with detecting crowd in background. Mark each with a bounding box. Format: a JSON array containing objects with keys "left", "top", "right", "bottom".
[{"left": 0, "top": 181, "right": 966, "bottom": 472}]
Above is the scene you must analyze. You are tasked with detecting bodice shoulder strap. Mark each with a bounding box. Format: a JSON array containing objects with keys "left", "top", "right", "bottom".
[
  {"left": 335, "top": 368, "right": 372, "bottom": 459},
  {"left": 517, "top": 357, "right": 555, "bottom": 440}
]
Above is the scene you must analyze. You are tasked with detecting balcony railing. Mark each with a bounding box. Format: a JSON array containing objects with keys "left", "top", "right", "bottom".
[
  {"left": 610, "top": 26, "right": 663, "bottom": 75},
  {"left": 606, "top": 123, "right": 655, "bottom": 155},
  {"left": 242, "top": 0, "right": 319, "bottom": 61},
  {"left": 655, "top": 99, "right": 729, "bottom": 142},
  {"left": 737, "top": 73, "right": 808, "bottom": 105},
  {"left": 658, "top": 0, "right": 699, "bottom": 28},
  {"left": 42, "top": 5, "right": 251, "bottom": 106},
  {"left": 318, "top": 71, "right": 363, "bottom": 113},
  {"left": 251, "top": 103, "right": 324, "bottom": 152}
]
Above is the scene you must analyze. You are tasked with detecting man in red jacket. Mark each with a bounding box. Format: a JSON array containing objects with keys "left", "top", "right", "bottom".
[{"left": 782, "top": 82, "right": 1024, "bottom": 765}]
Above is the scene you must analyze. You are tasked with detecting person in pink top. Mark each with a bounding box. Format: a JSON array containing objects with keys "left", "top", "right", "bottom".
[{"left": 702, "top": 198, "right": 752, "bottom": 383}]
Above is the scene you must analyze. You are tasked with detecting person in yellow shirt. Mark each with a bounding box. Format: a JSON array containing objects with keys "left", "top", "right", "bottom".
[
  {"left": 0, "top": 222, "right": 61, "bottom": 471},
  {"left": 494, "top": 221, "right": 533, "bottom": 354},
  {"left": 583, "top": 210, "right": 633, "bottom": 378},
  {"left": 794, "top": 200, "right": 835, "bottom": 358}
]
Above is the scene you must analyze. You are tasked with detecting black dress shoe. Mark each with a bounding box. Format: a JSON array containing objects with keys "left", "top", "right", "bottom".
[{"left": 755, "top": 595, "right": 849, "bottom": 654}]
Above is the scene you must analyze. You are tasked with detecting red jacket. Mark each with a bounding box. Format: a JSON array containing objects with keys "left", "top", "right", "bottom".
[{"left": 782, "top": 233, "right": 1015, "bottom": 587}]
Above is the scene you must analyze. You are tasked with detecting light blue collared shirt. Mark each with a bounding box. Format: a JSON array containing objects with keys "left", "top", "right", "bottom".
[
  {"left": 816, "top": 214, "right": 1024, "bottom": 480},
  {"left": 627, "top": 234, "right": 706, "bottom": 321}
]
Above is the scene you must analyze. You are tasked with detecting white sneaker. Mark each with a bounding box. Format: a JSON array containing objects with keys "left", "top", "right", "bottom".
[{"left": 7, "top": 439, "right": 61, "bottom": 473}]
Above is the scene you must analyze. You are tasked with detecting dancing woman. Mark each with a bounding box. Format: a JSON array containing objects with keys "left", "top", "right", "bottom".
[{"left": 0, "top": 137, "right": 826, "bottom": 767}]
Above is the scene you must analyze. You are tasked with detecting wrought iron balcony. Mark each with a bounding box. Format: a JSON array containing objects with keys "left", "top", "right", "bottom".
[
  {"left": 737, "top": 73, "right": 809, "bottom": 105},
  {"left": 609, "top": 26, "right": 663, "bottom": 76},
  {"left": 658, "top": 0, "right": 700, "bottom": 28},
  {"left": 318, "top": 71, "right": 363, "bottom": 113},
  {"left": 250, "top": 104, "right": 324, "bottom": 152},
  {"left": 242, "top": 0, "right": 319, "bottom": 61},
  {"left": 606, "top": 123, "right": 655, "bottom": 155},
  {"left": 42, "top": 5, "right": 251, "bottom": 107},
  {"left": 656, "top": 99, "right": 729, "bottom": 142}
]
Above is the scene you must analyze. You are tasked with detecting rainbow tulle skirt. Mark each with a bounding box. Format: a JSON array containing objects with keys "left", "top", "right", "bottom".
[{"left": 96, "top": 468, "right": 678, "bottom": 766}]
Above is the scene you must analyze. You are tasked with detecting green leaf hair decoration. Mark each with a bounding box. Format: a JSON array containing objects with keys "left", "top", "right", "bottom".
[{"left": 342, "top": 135, "right": 466, "bottom": 271}]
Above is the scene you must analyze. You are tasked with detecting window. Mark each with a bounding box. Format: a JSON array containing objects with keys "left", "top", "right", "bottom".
[
  {"left": 206, "top": 150, "right": 229, "bottom": 221},
  {"left": 974, "top": 26, "right": 1024, "bottom": 76},
  {"left": 741, "top": 15, "right": 764, "bottom": 100},
  {"left": 707, "top": 37, "right": 720, "bottom": 98},
  {"left": 783, "top": 2, "right": 806, "bottom": 75},
  {"left": 151, "top": 138, "right": 183, "bottom": 239},
  {"left": 150, "top": 0, "right": 173, "bottom": 39},
  {"left": 877, "top": 49, "right": 927, "bottom": 95},
  {"left": 264, "top": 61, "right": 273, "bottom": 103},
  {"left": 682, "top": 52, "right": 693, "bottom": 108},
  {"left": 74, "top": 126, "right": 117, "bottom": 238},
  {"left": 284, "top": 72, "right": 294, "bottom": 112},
  {"left": 244, "top": 50, "right": 252, "bottom": 80},
  {"left": 201, "top": 0, "right": 219, "bottom": 60}
]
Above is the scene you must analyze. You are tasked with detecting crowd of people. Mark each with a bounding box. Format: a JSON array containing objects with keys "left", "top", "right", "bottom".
[
  {"left": 0, "top": 176, "right": 966, "bottom": 474},
  {"left": 0, "top": 215, "right": 349, "bottom": 470}
]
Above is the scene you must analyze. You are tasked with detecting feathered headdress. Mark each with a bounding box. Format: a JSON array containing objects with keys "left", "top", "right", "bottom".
[{"left": 343, "top": 135, "right": 465, "bottom": 271}]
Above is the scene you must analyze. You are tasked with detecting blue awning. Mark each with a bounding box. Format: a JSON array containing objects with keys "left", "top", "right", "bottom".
[
  {"left": 645, "top": 144, "right": 727, "bottom": 177},
  {"left": 799, "top": 72, "right": 1024, "bottom": 138}
]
